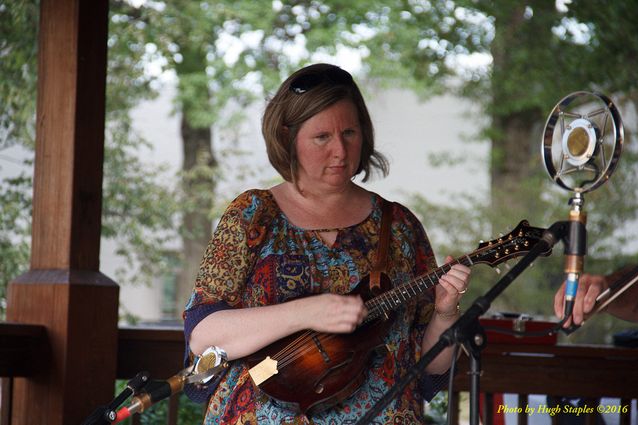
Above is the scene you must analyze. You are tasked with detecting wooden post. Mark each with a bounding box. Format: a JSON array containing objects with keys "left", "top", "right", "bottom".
[{"left": 5, "top": 0, "right": 118, "bottom": 424}]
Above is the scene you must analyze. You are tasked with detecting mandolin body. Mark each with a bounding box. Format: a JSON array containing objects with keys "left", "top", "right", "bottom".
[{"left": 245, "top": 273, "right": 395, "bottom": 415}]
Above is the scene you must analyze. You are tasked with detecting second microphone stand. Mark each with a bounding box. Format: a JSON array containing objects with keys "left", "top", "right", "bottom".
[{"left": 356, "top": 221, "right": 570, "bottom": 425}]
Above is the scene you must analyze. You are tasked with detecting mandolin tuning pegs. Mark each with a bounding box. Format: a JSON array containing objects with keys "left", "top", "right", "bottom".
[
  {"left": 494, "top": 267, "right": 501, "bottom": 275},
  {"left": 504, "top": 262, "right": 512, "bottom": 270}
]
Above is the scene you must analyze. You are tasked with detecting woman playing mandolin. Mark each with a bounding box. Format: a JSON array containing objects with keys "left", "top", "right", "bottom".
[{"left": 183, "top": 63, "right": 472, "bottom": 424}]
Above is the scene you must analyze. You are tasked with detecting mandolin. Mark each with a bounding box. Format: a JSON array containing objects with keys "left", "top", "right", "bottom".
[{"left": 245, "top": 220, "right": 551, "bottom": 414}]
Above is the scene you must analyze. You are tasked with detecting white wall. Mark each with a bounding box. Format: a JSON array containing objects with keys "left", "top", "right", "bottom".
[{"left": 362, "top": 88, "right": 488, "bottom": 204}]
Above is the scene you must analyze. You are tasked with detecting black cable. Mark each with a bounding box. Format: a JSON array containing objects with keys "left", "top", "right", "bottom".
[{"left": 445, "top": 344, "right": 461, "bottom": 425}]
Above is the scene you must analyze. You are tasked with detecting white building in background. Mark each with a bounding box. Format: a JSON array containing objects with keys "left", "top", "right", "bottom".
[{"left": 104, "top": 85, "right": 489, "bottom": 323}]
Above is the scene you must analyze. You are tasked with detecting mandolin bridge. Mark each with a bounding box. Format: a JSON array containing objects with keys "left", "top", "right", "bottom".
[{"left": 312, "top": 335, "right": 331, "bottom": 364}]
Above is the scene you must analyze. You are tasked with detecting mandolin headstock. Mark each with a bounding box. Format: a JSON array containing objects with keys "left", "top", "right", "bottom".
[{"left": 471, "top": 220, "right": 552, "bottom": 267}]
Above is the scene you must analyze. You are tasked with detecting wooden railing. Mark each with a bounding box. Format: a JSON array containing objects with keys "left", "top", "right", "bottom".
[
  {"left": 2, "top": 323, "right": 637, "bottom": 424},
  {"left": 1, "top": 323, "right": 188, "bottom": 425},
  {"left": 450, "top": 342, "right": 638, "bottom": 425}
]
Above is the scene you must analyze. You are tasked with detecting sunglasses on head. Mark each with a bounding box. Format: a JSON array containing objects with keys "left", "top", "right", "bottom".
[{"left": 289, "top": 67, "right": 354, "bottom": 95}]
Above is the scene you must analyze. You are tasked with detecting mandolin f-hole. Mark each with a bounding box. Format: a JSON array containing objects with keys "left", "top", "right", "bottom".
[{"left": 313, "top": 352, "right": 356, "bottom": 394}]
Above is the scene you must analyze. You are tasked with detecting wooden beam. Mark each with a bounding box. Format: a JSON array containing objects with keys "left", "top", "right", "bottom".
[
  {"left": 30, "top": 0, "right": 106, "bottom": 270},
  {"left": 0, "top": 323, "right": 47, "bottom": 377},
  {"left": 5, "top": 0, "right": 117, "bottom": 424}
]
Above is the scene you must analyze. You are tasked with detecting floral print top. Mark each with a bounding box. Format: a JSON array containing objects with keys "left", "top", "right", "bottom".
[{"left": 184, "top": 189, "right": 446, "bottom": 424}]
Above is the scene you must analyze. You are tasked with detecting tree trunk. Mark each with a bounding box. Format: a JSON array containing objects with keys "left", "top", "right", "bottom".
[
  {"left": 489, "top": 111, "right": 540, "bottom": 227},
  {"left": 488, "top": 2, "right": 553, "bottom": 231},
  {"left": 176, "top": 116, "right": 215, "bottom": 317},
  {"left": 173, "top": 42, "right": 217, "bottom": 317}
]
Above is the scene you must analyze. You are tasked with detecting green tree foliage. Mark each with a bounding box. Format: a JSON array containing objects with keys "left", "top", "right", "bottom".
[
  {"left": 101, "top": 116, "right": 180, "bottom": 287},
  {"left": 0, "top": 174, "right": 31, "bottom": 314},
  {"left": 0, "top": 2, "right": 37, "bottom": 318},
  {"left": 0, "top": 1, "right": 38, "bottom": 149},
  {"left": 384, "top": 1, "right": 638, "bottom": 343}
]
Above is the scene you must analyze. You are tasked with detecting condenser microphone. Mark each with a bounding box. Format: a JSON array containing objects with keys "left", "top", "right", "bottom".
[
  {"left": 541, "top": 91, "right": 623, "bottom": 194},
  {"left": 562, "top": 195, "right": 587, "bottom": 320},
  {"left": 113, "top": 346, "right": 227, "bottom": 423},
  {"left": 541, "top": 92, "right": 622, "bottom": 323}
]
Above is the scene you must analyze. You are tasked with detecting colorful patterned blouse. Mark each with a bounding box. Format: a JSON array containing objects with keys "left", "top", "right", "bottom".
[{"left": 184, "top": 189, "right": 447, "bottom": 424}]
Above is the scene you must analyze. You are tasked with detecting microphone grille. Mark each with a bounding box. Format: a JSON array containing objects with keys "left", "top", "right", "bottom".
[
  {"left": 561, "top": 118, "right": 597, "bottom": 167},
  {"left": 566, "top": 127, "right": 590, "bottom": 156}
]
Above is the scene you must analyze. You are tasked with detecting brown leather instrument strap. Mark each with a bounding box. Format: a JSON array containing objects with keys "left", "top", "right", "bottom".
[{"left": 369, "top": 199, "right": 393, "bottom": 292}]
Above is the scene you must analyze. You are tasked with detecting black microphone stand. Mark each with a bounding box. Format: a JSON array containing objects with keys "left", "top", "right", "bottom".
[{"left": 356, "top": 221, "right": 569, "bottom": 425}]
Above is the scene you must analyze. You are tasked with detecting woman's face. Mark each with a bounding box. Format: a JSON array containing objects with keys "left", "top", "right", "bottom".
[{"left": 294, "top": 99, "right": 362, "bottom": 192}]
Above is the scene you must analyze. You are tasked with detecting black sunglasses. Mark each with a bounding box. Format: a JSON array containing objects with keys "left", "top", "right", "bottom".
[{"left": 289, "top": 67, "right": 354, "bottom": 95}]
